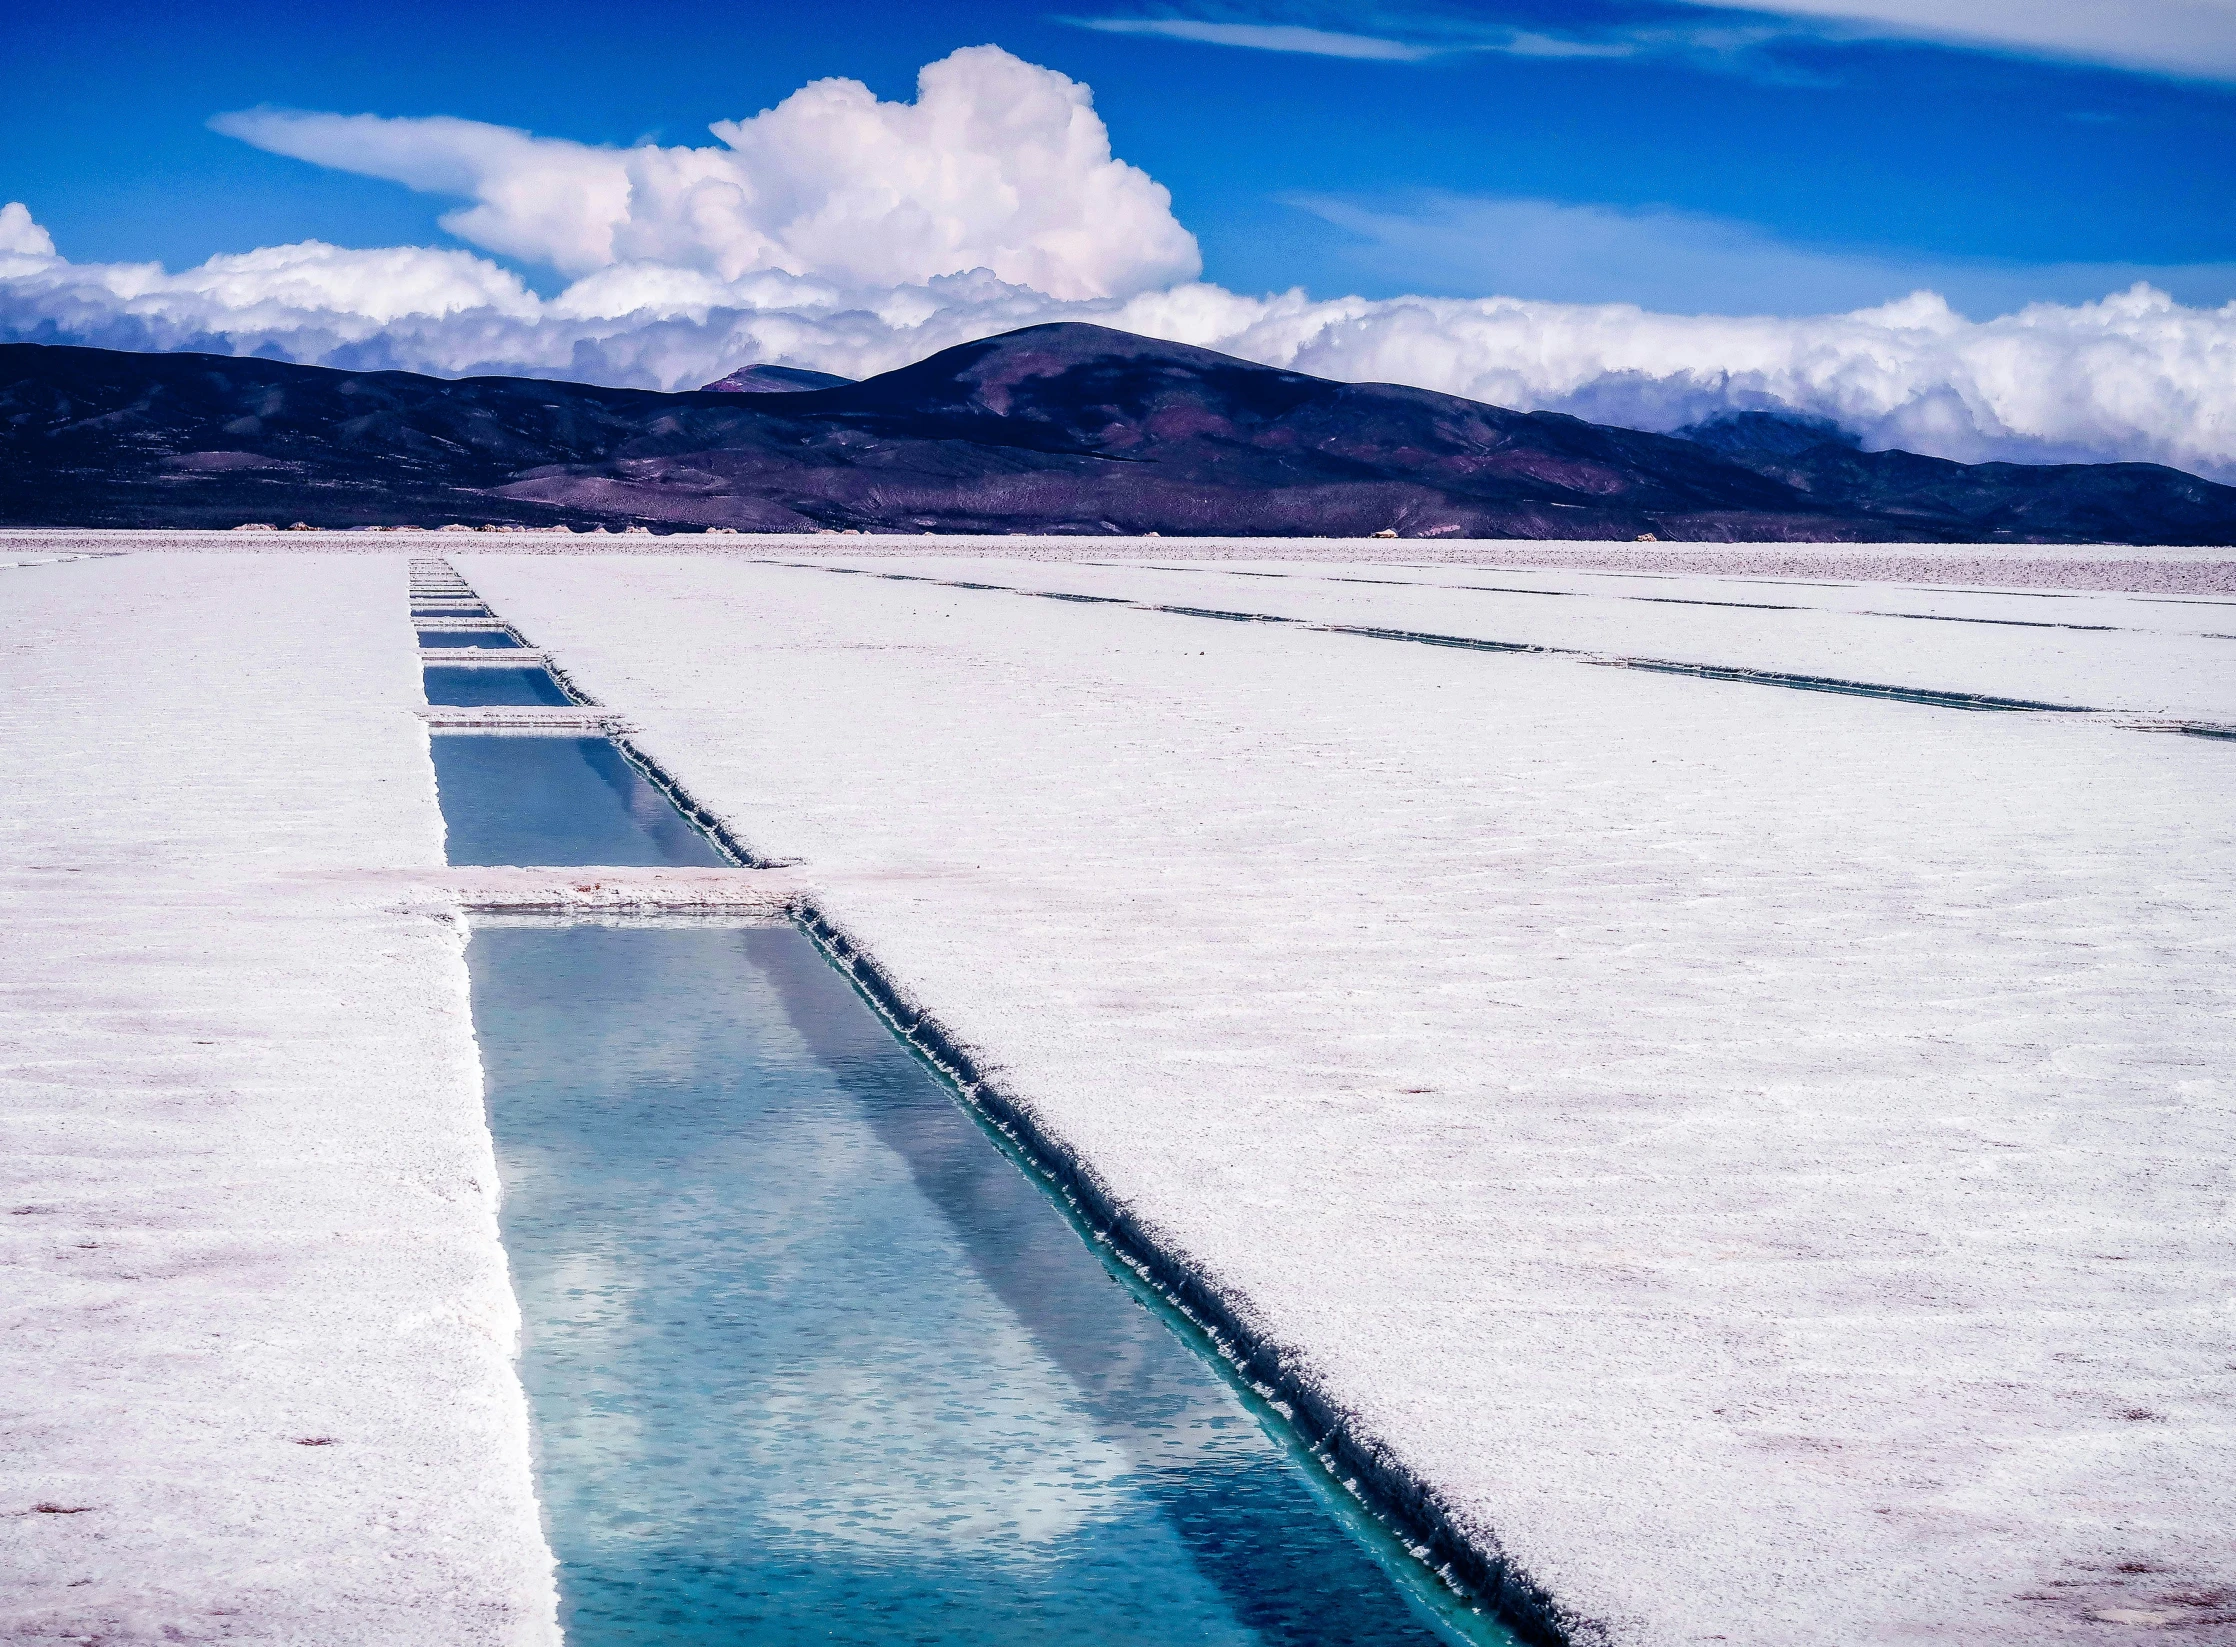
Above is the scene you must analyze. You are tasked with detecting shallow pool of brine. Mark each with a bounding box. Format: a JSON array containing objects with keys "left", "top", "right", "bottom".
[
  {"left": 468, "top": 923, "right": 1489, "bottom": 1647},
  {"left": 426, "top": 667, "right": 1496, "bottom": 1645}
]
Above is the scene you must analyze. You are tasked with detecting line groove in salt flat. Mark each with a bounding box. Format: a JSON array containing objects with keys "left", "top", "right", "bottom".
[
  {"left": 774, "top": 560, "right": 2120, "bottom": 721},
  {"left": 1580, "top": 657, "right": 2092, "bottom": 712},
  {"left": 413, "top": 617, "right": 528, "bottom": 634},
  {"left": 791, "top": 900, "right": 1571, "bottom": 1646},
  {"left": 435, "top": 568, "right": 1554, "bottom": 1640},
  {"left": 1120, "top": 561, "right": 2236, "bottom": 640},
  {"left": 417, "top": 569, "right": 762, "bottom": 872}
]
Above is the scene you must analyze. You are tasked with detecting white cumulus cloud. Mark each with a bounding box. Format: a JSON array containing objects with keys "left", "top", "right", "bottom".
[
  {"left": 8, "top": 195, "right": 2233, "bottom": 481},
  {"left": 212, "top": 46, "right": 1199, "bottom": 301},
  {"left": 0, "top": 230, "right": 542, "bottom": 361},
  {"left": 0, "top": 202, "right": 56, "bottom": 258},
  {"left": 1175, "top": 283, "right": 2236, "bottom": 477}
]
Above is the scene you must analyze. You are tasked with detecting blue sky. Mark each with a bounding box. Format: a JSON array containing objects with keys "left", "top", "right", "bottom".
[{"left": 9, "top": 0, "right": 2235, "bottom": 317}]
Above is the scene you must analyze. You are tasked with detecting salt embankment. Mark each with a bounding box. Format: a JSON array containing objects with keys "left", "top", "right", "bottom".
[{"left": 0, "top": 554, "right": 555, "bottom": 1643}]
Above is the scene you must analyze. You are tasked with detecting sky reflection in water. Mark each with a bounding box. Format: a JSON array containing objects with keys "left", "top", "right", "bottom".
[
  {"left": 431, "top": 736, "right": 727, "bottom": 868},
  {"left": 468, "top": 923, "right": 1482, "bottom": 1647}
]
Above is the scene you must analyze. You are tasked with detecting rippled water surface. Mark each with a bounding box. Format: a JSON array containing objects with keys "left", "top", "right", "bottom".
[
  {"left": 469, "top": 924, "right": 1487, "bottom": 1647},
  {"left": 423, "top": 665, "right": 575, "bottom": 707},
  {"left": 431, "top": 736, "right": 728, "bottom": 867}
]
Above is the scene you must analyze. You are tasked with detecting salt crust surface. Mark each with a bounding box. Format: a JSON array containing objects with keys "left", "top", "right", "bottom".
[
  {"left": 9, "top": 529, "right": 2235, "bottom": 595},
  {"left": 465, "top": 551, "right": 2236, "bottom": 1646},
  {"left": 0, "top": 555, "right": 556, "bottom": 1643},
  {"left": 795, "top": 553, "right": 2236, "bottom": 721}
]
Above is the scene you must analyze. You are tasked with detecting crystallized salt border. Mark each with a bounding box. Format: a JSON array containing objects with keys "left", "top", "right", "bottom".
[{"left": 0, "top": 554, "right": 556, "bottom": 1645}]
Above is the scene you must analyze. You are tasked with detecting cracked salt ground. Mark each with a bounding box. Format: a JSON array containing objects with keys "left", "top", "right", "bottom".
[
  {"left": 8, "top": 541, "right": 2231, "bottom": 1646},
  {"left": 2, "top": 551, "right": 553, "bottom": 1643}
]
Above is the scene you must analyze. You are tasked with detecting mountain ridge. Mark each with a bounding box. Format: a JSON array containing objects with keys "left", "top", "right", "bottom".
[{"left": 3, "top": 325, "right": 2230, "bottom": 543}]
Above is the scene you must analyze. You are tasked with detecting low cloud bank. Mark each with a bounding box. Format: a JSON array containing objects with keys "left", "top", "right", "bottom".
[{"left": 5, "top": 46, "right": 2235, "bottom": 480}]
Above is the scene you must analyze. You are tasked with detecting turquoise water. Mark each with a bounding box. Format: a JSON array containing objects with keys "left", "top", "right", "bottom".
[
  {"left": 469, "top": 924, "right": 1490, "bottom": 1647},
  {"left": 423, "top": 666, "right": 576, "bottom": 707},
  {"left": 427, "top": 670, "right": 1501, "bottom": 1645},
  {"left": 430, "top": 736, "right": 728, "bottom": 867}
]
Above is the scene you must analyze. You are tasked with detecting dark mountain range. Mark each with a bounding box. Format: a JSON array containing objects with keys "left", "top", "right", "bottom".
[
  {"left": 1679, "top": 410, "right": 2234, "bottom": 547},
  {"left": 3, "top": 327, "right": 2230, "bottom": 542}
]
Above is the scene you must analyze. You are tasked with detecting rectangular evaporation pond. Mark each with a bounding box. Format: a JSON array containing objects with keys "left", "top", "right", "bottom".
[
  {"left": 467, "top": 919, "right": 1501, "bottom": 1647},
  {"left": 430, "top": 735, "right": 728, "bottom": 867},
  {"left": 419, "top": 629, "right": 525, "bottom": 649},
  {"left": 424, "top": 665, "right": 576, "bottom": 708}
]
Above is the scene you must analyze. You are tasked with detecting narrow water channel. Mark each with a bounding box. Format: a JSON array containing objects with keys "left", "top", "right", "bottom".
[
  {"left": 423, "top": 584, "right": 1505, "bottom": 1647},
  {"left": 424, "top": 665, "right": 576, "bottom": 708},
  {"left": 431, "top": 737, "right": 728, "bottom": 868}
]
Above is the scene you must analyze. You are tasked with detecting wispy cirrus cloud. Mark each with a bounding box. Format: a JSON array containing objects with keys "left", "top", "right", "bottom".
[
  {"left": 1672, "top": 0, "right": 2236, "bottom": 82},
  {"left": 1059, "top": 3, "right": 1809, "bottom": 78},
  {"left": 1064, "top": 18, "right": 1445, "bottom": 59},
  {"left": 1064, "top": 0, "right": 2236, "bottom": 80}
]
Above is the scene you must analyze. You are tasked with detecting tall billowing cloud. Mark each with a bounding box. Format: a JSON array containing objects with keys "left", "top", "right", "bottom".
[
  {"left": 0, "top": 202, "right": 56, "bottom": 258},
  {"left": 212, "top": 47, "right": 1199, "bottom": 300},
  {"left": 6, "top": 47, "right": 2236, "bottom": 482}
]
